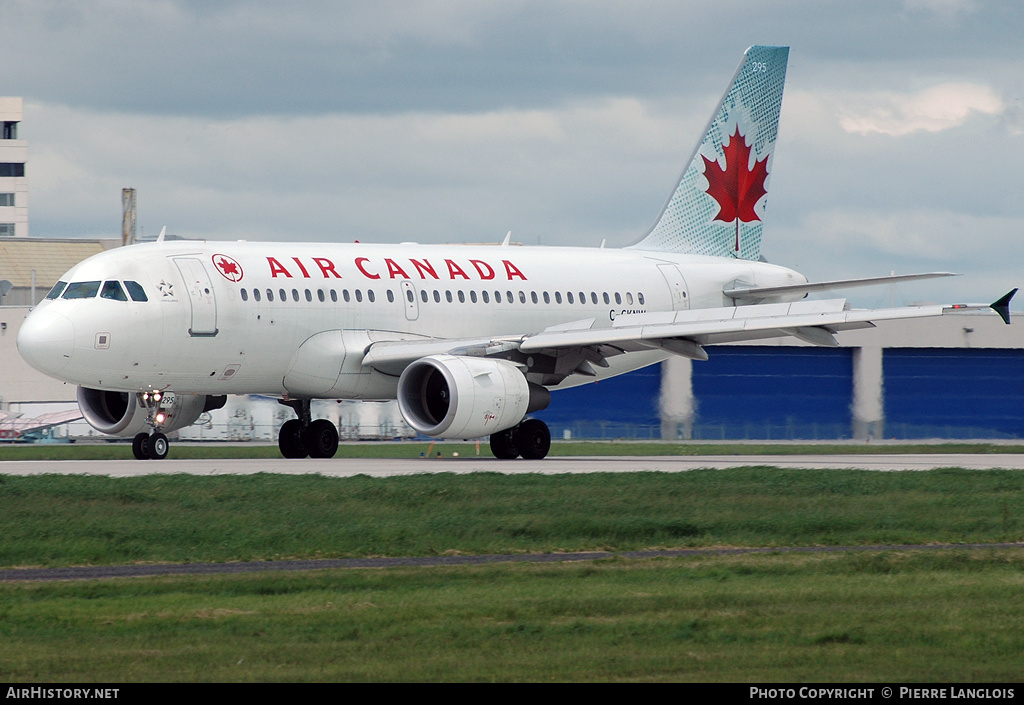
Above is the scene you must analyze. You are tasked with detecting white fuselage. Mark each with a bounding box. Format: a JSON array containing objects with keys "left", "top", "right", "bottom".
[{"left": 17, "top": 240, "right": 807, "bottom": 399}]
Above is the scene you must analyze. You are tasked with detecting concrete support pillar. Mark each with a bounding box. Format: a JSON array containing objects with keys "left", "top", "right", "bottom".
[
  {"left": 852, "top": 345, "right": 884, "bottom": 440},
  {"left": 660, "top": 356, "right": 694, "bottom": 440}
]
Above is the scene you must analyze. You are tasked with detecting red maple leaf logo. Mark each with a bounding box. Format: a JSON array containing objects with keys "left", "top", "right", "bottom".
[
  {"left": 702, "top": 127, "right": 769, "bottom": 251},
  {"left": 212, "top": 254, "right": 243, "bottom": 282}
]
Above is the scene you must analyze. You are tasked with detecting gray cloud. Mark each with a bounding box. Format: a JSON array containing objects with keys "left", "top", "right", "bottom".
[{"left": 4, "top": 0, "right": 1024, "bottom": 306}]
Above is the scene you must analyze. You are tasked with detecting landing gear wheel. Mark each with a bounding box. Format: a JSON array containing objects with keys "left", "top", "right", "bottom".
[
  {"left": 515, "top": 419, "right": 551, "bottom": 460},
  {"left": 489, "top": 427, "right": 520, "bottom": 460},
  {"left": 279, "top": 419, "right": 308, "bottom": 459},
  {"left": 132, "top": 432, "right": 151, "bottom": 460},
  {"left": 303, "top": 419, "right": 339, "bottom": 459},
  {"left": 148, "top": 432, "right": 169, "bottom": 460}
]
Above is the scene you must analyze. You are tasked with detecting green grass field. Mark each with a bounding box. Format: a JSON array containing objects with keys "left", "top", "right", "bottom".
[{"left": 1, "top": 467, "right": 1022, "bottom": 681}]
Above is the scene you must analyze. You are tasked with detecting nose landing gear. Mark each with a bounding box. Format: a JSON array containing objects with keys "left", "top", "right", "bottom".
[
  {"left": 132, "top": 392, "right": 171, "bottom": 460},
  {"left": 132, "top": 431, "right": 169, "bottom": 460}
]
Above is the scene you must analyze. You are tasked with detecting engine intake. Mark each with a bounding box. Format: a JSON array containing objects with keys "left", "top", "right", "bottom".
[
  {"left": 77, "top": 387, "right": 225, "bottom": 437},
  {"left": 397, "top": 355, "right": 549, "bottom": 439}
]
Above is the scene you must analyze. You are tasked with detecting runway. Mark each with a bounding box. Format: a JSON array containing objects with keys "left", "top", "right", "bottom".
[{"left": 3, "top": 453, "right": 1024, "bottom": 476}]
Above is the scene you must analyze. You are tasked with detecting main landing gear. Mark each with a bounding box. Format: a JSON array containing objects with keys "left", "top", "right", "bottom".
[
  {"left": 489, "top": 418, "right": 551, "bottom": 460},
  {"left": 278, "top": 399, "right": 339, "bottom": 459}
]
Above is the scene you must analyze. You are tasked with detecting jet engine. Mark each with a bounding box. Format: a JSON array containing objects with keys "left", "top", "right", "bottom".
[
  {"left": 397, "top": 355, "right": 550, "bottom": 439},
  {"left": 77, "top": 387, "right": 227, "bottom": 437}
]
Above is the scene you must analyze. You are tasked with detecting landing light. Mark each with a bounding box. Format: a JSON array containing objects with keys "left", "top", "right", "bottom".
[{"left": 155, "top": 412, "right": 166, "bottom": 424}]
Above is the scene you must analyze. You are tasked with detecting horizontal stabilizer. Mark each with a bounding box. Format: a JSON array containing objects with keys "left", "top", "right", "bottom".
[{"left": 724, "top": 272, "right": 957, "bottom": 302}]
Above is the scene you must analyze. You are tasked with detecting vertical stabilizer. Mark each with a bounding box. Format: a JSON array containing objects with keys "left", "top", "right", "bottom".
[{"left": 629, "top": 45, "right": 789, "bottom": 260}]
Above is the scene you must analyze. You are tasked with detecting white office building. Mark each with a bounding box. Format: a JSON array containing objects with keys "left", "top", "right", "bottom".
[{"left": 0, "top": 97, "right": 27, "bottom": 238}]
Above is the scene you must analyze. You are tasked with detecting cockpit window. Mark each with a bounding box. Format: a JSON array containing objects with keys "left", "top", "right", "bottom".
[
  {"left": 61, "top": 281, "right": 101, "bottom": 299},
  {"left": 100, "top": 281, "right": 128, "bottom": 301},
  {"left": 124, "top": 280, "right": 148, "bottom": 302},
  {"left": 45, "top": 281, "right": 68, "bottom": 299}
]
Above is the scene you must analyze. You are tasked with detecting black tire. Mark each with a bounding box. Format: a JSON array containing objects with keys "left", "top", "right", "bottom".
[
  {"left": 304, "top": 419, "right": 339, "bottom": 459},
  {"left": 279, "top": 419, "right": 308, "bottom": 459},
  {"left": 489, "top": 427, "right": 520, "bottom": 459},
  {"left": 515, "top": 419, "right": 551, "bottom": 460},
  {"left": 148, "top": 432, "right": 169, "bottom": 460},
  {"left": 132, "top": 432, "right": 151, "bottom": 460}
]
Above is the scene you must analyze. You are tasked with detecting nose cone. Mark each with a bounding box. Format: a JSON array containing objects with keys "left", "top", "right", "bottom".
[{"left": 17, "top": 308, "right": 75, "bottom": 377}]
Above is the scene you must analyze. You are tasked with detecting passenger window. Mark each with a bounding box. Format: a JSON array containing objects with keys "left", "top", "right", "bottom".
[
  {"left": 279, "top": 289, "right": 286, "bottom": 301},
  {"left": 254, "top": 289, "right": 262, "bottom": 302},
  {"left": 579, "top": 292, "right": 586, "bottom": 304},
  {"left": 446, "top": 291, "right": 453, "bottom": 303},
  {"left": 470, "top": 291, "right": 477, "bottom": 303},
  {"left": 458, "top": 291, "right": 465, "bottom": 303},
  {"left": 615, "top": 292, "right": 622, "bottom": 305},
  {"left": 387, "top": 290, "right": 395, "bottom": 303},
  {"left": 506, "top": 291, "right": 513, "bottom": 303},
  {"left": 531, "top": 291, "right": 538, "bottom": 304},
  {"left": 124, "top": 281, "right": 148, "bottom": 302},
  {"left": 367, "top": 290, "right": 375, "bottom": 303},
  {"left": 355, "top": 290, "right": 363, "bottom": 302},
  {"left": 305, "top": 289, "right": 312, "bottom": 302},
  {"left": 483, "top": 291, "right": 490, "bottom": 303},
  {"left": 603, "top": 292, "right": 610, "bottom": 305},
  {"left": 626, "top": 292, "right": 633, "bottom": 305},
  {"left": 555, "top": 292, "right": 562, "bottom": 304},
  {"left": 292, "top": 289, "right": 299, "bottom": 302},
  {"left": 591, "top": 292, "right": 598, "bottom": 305},
  {"left": 62, "top": 281, "right": 101, "bottom": 299},
  {"left": 567, "top": 292, "right": 574, "bottom": 304},
  {"left": 46, "top": 281, "right": 68, "bottom": 299},
  {"left": 318, "top": 289, "right": 325, "bottom": 302},
  {"left": 100, "top": 281, "right": 128, "bottom": 301},
  {"left": 241, "top": 288, "right": 249, "bottom": 302},
  {"left": 638, "top": 292, "right": 645, "bottom": 305},
  {"left": 343, "top": 289, "right": 351, "bottom": 302},
  {"left": 519, "top": 291, "right": 526, "bottom": 304},
  {"left": 420, "top": 290, "right": 428, "bottom": 303},
  {"left": 330, "top": 289, "right": 337, "bottom": 302},
  {"left": 433, "top": 290, "right": 440, "bottom": 303},
  {"left": 267, "top": 289, "right": 275, "bottom": 302}
]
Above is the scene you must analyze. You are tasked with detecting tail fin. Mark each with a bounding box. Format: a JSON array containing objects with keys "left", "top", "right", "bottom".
[{"left": 629, "top": 45, "right": 789, "bottom": 260}]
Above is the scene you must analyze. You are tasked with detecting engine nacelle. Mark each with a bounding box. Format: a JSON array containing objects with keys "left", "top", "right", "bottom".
[
  {"left": 77, "top": 387, "right": 226, "bottom": 437},
  {"left": 397, "top": 355, "right": 550, "bottom": 439}
]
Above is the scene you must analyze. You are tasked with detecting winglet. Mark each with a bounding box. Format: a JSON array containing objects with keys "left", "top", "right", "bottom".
[
  {"left": 156, "top": 226, "right": 167, "bottom": 244},
  {"left": 991, "top": 288, "right": 1017, "bottom": 325}
]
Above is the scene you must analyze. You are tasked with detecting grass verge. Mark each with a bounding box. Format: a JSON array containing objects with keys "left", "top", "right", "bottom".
[
  {"left": 1, "top": 469, "right": 1022, "bottom": 568},
  {"left": 2, "top": 551, "right": 1023, "bottom": 681}
]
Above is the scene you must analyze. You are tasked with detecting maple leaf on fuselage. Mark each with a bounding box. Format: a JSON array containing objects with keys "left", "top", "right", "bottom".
[{"left": 701, "top": 127, "right": 769, "bottom": 224}]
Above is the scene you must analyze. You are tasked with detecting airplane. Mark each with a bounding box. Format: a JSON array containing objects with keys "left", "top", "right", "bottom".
[
  {"left": 16, "top": 46, "right": 1014, "bottom": 461},
  {"left": 0, "top": 409, "right": 83, "bottom": 442}
]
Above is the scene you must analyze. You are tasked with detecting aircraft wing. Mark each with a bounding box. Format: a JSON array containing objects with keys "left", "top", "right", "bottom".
[
  {"left": 363, "top": 292, "right": 1015, "bottom": 383},
  {"left": 0, "top": 409, "right": 83, "bottom": 438}
]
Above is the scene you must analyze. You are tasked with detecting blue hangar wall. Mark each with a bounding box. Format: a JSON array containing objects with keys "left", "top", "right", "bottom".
[
  {"left": 690, "top": 347, "right": 854, "bottom": 440},
  {"left": 535, "top": 342, "right": 1024, "bottom": 441},
  {"left": 883, "top": 349, "right": 1024, "bottom": 439}
]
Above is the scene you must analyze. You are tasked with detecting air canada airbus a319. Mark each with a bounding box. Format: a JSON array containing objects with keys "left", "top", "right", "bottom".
[{"left": 17, "top": 46, "right": 1014, "bottom": 460}]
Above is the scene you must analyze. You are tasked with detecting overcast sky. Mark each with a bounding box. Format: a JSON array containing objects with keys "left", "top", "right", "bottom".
[{"left": 3, "top": 0, "right": 1022, "bottom": 306}]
